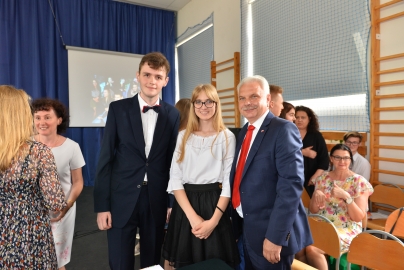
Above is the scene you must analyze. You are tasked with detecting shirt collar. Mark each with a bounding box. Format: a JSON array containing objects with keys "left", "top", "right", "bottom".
[
  {"left": 248, "top": 109, "right": 269, "bottom": 129},
  {"left": 138, "top": 94, "right": 160, "bottom": 112}
]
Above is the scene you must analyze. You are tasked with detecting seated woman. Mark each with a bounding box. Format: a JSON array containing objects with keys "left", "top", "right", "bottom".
[{"left": 296, "top": 144, "right": 373, "bottom": 270}]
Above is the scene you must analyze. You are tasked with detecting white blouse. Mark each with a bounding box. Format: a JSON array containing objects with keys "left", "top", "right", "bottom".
[{"left": 167, "top": 129, "right": 236, "bottom": 197}]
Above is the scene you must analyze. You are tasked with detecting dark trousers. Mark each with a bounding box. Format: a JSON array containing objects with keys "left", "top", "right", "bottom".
[
  {"left": 107, "top": 185, "right": 165, "bottom": 269},
  {"left": 243, "top": 228, "right": 293, "bottom": 270}
]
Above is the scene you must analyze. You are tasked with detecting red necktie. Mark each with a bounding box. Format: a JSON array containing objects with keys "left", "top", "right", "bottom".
[{"left": 232, "top": 125, "right": 255, "bottom": 208}]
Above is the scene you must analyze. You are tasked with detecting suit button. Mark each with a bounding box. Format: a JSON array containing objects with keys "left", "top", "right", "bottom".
[
  {"left": 146, "top": 163, "right": 149, "bottom": 166},
  {"left": 137, "top": 185, "right": 141, "bottom": 188}
]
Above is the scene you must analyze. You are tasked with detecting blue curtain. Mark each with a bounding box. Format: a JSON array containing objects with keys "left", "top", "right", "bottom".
[{"left": 0, "top": 0, "right": 176, "bottom": 185}]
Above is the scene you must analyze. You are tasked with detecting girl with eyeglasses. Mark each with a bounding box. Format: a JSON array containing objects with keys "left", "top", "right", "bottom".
[
  {"left": 162, "top": 84, "right": 239, "bottom": 269},
  {"left": 296, "top": 144, "right": 373, "bottom": 270}
]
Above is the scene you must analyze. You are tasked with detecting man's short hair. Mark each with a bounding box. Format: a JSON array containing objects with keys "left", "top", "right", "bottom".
[
  {"left": 139, "top": 52, "right": 170, "bottom": 75},
  {"left": 343, "top": 131, "right": 363, "bottom": 143},
  {"left": 269, "top": 85, "right": 283, "bottom": 96},
  {"left": 237, "top": 75, "right": 269, "bottom": 94}
]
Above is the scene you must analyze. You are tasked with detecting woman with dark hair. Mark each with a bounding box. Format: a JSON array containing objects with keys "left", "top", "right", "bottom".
[
  {"left": 279, "top": 101, "right": 296, "bottom": 122},
  {"left": 295, "top": 106, "right": 329, "bottom": 197},
  {"left": 0, "top": 86, "right": 66, "bottom": 269},
  {"left": 32, "top": 98, "right": 85, "bottom": 270},
  {"left": 296, "top": 144, "right": 373, "bottom": 269}
]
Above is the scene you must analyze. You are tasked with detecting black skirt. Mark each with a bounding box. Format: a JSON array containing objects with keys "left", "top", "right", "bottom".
[{"left": 162, "top": 183, "right": 240, "bottom": 268}]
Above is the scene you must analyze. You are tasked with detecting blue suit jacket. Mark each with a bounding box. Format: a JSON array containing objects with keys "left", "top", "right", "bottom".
[
  {"left": 230, "top": 112, "right": 313, "bottom": 256},
  {"left": 94, "top": 94, "right": 179, "bottom": 228}
]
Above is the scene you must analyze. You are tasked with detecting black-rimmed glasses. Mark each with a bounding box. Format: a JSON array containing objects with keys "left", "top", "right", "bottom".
[
  {"left": 331, "top": 155, "right": 351, "bottom": 161},
  {"left": 345, "top": 141, "right": 360, "bottom": 146},
  {"left": 194, "top": 99, "right": 216, "bottom": 109}
]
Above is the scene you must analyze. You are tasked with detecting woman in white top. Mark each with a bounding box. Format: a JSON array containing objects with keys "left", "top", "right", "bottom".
[
  {"left": 162, "top": 84, "right": 239, "bottom": 268},
  {"left": 32, "top": 98, "right": 85, "bottom": 270}
]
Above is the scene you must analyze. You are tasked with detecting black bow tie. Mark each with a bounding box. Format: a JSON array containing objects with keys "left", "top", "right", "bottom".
[{"left": 142, "top": 105, "right": 160, "bottom": 113}]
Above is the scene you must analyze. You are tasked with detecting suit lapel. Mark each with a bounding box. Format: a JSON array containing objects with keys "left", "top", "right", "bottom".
[
  {"left": 129, "top": 95, "right": 146, "bottom": 159},
  {"left": 148, "top": 99, "right": 167, "bottom": 160},
  {"left": 230, "top": 124, "right": 248, "bottom": 182},
  {"left": 242, "top": 113, "right": 273, "bottom": 179}
]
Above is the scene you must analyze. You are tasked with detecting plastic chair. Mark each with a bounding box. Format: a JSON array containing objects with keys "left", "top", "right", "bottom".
[
  {"left": 308, "top": 214, "right": 344, "bottom": 270},
  {"left": 385, "top": 207, "right": 404, "bottom": 239},
  {"left": 347, "top": 230, "right": 404, "bottom": 270},
  {"left": 367, "top": 183, "right": 404, "bottom": 231}
]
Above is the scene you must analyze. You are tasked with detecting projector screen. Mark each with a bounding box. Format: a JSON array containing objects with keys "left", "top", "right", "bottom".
[{"left": 67, "top": 46, "right": 144, "bottom": 127}]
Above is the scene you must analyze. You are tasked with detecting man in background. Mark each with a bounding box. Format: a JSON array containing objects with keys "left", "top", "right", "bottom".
[
  {"left": 344, "top": 131, "right": 371, "bottom": 181},
  {"left": 269, "top": 84, "right": 284, "bottom": 117}
]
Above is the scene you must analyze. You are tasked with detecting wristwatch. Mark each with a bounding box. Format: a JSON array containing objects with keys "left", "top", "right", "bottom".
[{"left": 345, "top": 197, "right": 353, "bottom": 205}]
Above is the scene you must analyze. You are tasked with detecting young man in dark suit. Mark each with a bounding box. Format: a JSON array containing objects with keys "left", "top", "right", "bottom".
[
  {"left": 230, "top": 75, "right": 312, "bottom": 269},
  {"left": 94, "top": 52, "right": 179, "bottom": 269}
]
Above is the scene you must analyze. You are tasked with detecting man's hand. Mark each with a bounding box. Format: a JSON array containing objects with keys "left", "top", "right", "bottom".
[
  {"left": 97, "top": 211, "right": 112, "bottom": 230},
  {"left": 263, "top": 238, "right": 282, "bottom": 264}
]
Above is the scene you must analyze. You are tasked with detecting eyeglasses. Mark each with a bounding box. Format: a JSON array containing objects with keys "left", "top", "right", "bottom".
[
  {"left": 331, "top": 155, "right": 351, "bottom": 161},
  {"left": 345, "top": 141, "right": 360, "bottom": 146},
  {"left": 194, "top": 99, "right": 216, "bottom": 109}
]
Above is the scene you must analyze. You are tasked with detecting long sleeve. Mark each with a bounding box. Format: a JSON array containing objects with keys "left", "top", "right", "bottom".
[{"left": 37, "top": 146, "right": 67, "bottom": 212}]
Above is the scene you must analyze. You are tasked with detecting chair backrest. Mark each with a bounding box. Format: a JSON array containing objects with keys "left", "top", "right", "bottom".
[
  {"left": 308, "top": 214, "right": 341, "bottom": 258},
  {"left": 347, "top": 230, "right": 404, "bottom": 270},
  {"left": 301, "top": 188, "right": 311, "bottom": 209},
  {"left": 385, "top": 208, "right": 404, "bottom": 239},
  {"left": 370, "top": 184, "right": 404, "bottom": 211}
]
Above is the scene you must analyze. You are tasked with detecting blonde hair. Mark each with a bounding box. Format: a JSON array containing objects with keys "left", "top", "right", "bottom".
[
  {"left": 177, "top": 84, "right": 228, "bottom": 162},
  {"left": 0, "top": 85, "right": 33, "bottom": 171}
]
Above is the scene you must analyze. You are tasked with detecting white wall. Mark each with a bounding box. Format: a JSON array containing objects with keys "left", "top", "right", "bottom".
[
  {"left": 177, "top": 0, "right": 240, "bottom": 63},
  {"left": 177, "top": 0, "right": 241, "bottom": 127}
]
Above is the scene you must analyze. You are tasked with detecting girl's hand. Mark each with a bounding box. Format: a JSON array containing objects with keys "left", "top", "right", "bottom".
[
  {"left": 192, "top": 219, "right": 217, "bottom": 239},
  {"left": 188, "top": 214, "right": 204, "bottom": 230}
]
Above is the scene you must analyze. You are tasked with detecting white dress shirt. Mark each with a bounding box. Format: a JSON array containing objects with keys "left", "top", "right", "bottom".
[
  {"left": 167, "top": 129, "right": 236, "bottom": 197},
  {"left": 138, "top": 94, "right": 159, "bottom": 182},
  {"left": 236, "top": 110, "right": 270, "bottom": 218},
  {"left": 352, "top": 152, "right": 371, "bottom": 181}
]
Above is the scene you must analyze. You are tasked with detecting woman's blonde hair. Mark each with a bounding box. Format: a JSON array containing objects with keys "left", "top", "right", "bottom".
[
  {"left": 0, "top": 85, "right": 33, "bottom": 171},
  {"left": 177, "top": 84, "right": 228, "bottom": 162}
]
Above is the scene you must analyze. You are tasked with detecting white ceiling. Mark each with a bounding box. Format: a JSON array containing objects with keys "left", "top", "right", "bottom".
[{"left": 114, "top": 0, "right": 191, "bottom": 11}]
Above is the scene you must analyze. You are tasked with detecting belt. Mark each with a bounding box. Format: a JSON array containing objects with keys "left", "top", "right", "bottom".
[{"left": 142, "top": 181, "right": 148, "bottom": 185}]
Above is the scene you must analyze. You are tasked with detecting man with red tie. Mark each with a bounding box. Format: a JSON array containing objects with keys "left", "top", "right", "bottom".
[
  {"left": 94, "top": 52, "right": 179, "bottom": 269},
  {"left": 230, "top": 75, "right": 312, "bottom": 269}
]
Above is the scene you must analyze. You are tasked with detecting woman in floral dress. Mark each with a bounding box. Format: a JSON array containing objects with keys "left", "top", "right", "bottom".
[
  {"left": 296, "top": 144, "right": 373, "bottom": 270},
  {"left": 0, "top": 85, "right": 66, "bottom": 269}
]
